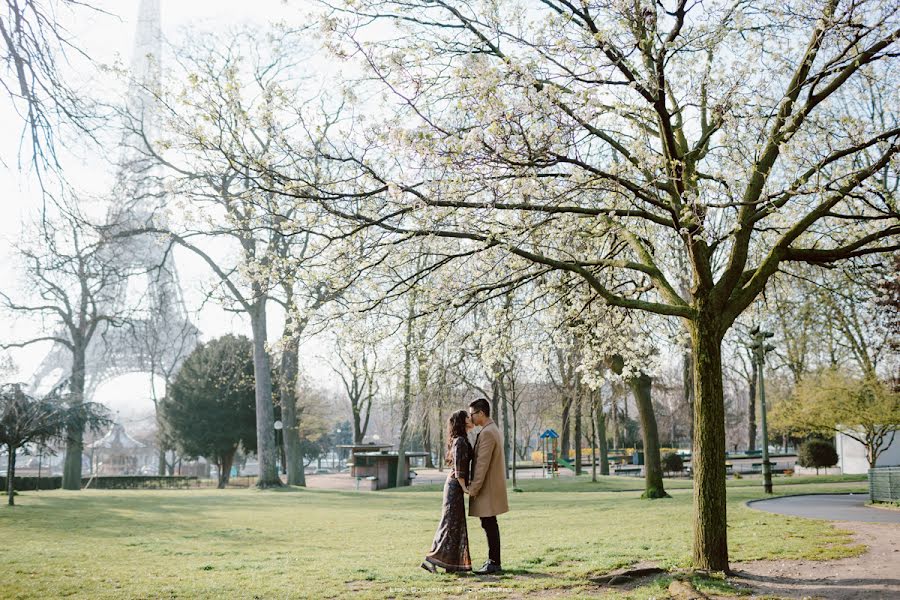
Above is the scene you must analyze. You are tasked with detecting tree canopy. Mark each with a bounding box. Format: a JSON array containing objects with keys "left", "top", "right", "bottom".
[
  {"left": 772, "top": 369, "right": 899, "bottom": 469},
  {"left": 1, "top": 382, "right": 109, "bottom": 504},
  {"left": 162, "top": 335, "right": 258, "bottom": 488}
]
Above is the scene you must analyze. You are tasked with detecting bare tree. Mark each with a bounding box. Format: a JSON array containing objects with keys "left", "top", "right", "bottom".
[
  {"left": 1, "top": 204, "right": 136, "bottom": 489},
  {"left": 0, "top": 0, "right": 108, "bottom": 176},
  {"left": 332, "top": 338, "right": 379, "bottom": 444}
]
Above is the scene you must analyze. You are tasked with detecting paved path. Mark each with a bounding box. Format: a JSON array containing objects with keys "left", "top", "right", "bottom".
[{"left": 748, "top": 493, "right": 900, "bottom": 523}]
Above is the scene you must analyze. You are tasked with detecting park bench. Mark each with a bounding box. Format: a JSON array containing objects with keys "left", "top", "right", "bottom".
[
  {"left": 748, "top": 461, "right": 787, "bottom": 475},
  {"left": 614, "top": 465, "right": 642, "bottom": 477}
]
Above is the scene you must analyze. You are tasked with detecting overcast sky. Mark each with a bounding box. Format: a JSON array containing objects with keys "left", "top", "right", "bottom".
[{"left": 0, "top": 0, "right": 338, "bottom": 426}]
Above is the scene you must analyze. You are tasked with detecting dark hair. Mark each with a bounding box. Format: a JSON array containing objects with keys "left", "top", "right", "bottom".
[
  {"left": 468, "top": 398, "right": 490, "bottom": 418},
  {"left": 445, "top": 409, "right": 468, "bottom": 465}
]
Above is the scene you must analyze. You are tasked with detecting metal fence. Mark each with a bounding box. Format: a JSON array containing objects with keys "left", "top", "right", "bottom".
[{"left": 869, "top": 466, "right": 900, "bottom": 502}]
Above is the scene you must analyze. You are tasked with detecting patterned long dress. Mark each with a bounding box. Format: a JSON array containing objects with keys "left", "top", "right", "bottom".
[{"left": 424, "top": 436, "right": 473, "bottom": 571}]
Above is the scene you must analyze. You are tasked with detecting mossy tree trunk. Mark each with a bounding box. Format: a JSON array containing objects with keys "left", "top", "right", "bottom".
[
  {"left": 689, "top": 316, "right": 728, "bottom": 571},
  {"left": 628, "top": 373, "right": 668, "bottom": 499},
  {"left": 608, "top": 355, "right": 667, "bottom": 498}
]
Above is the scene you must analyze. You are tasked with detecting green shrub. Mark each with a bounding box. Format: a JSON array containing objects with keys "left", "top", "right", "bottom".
[
  {"left": 661, "top": 452, "right": 684, "bottom": 473},
  {"left": 798, "top": 439, "right": 838, "bottom": 474}
]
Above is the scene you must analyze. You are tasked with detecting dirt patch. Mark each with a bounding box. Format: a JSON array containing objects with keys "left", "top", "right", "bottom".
[
  {"left": 591, "top": 564, "right": 666, "bottom": 587},
  {"left": 729, "top": 521, "right": 900, "bottom": 599}
]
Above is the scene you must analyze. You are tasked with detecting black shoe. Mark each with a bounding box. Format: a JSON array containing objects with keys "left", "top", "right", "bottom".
[
  {"left": 420, "top": 561, "right": 436, "bottom": 574},
  {"left": 474, "top": 561, "right": 502, "bottom": 575}
]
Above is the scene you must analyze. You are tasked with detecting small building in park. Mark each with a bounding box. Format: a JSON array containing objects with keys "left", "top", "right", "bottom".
[
  {"left": 87, "top": 420, "right": 157, "bottom": 476},
  {"left": 337, "top": 443, "right": 393, "bottom": 477},
  {"left": 835, "top": 429, "right": 900, "bottom": 474},
  {"left": 337, "top": 443, "right": 428, "bottom": 490}
]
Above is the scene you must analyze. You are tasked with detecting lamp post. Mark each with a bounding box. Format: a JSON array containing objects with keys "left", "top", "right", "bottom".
[
  {"left": 750, "top": 326, "right": 775, "bottom": 494},
  {"left": 274, "top": 420, "right": 284, "bottom": 477},
  {"left": 334, "top": 428, "right": 342, "bottom": 469}
]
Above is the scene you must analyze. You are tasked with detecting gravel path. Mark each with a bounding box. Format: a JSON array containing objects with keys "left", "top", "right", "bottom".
[
  {"left": 748, "top": 493, "right": 900, "bottom": 523},
  {"left": 732, "top": 495, "right": 900, "bottom": 598},
  {"left": 730, "top": 520, "right": 900, "bottom": 599}
]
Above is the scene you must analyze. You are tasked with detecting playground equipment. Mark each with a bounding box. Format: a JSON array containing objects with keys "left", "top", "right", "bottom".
[{"left": 539, "top": 429, "right": 560, "bottom": 478}]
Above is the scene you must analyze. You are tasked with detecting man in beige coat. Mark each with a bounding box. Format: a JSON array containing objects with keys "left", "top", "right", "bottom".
[{"left": 467, "top": 398, "right": 509, "bottom": 575}]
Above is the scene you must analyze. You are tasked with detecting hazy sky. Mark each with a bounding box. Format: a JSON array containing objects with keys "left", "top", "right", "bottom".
[{"left": 0, "top": 0, "right": 336, "bottom": 427}]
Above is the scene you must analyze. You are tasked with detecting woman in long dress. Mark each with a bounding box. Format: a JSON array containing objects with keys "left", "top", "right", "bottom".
[{"left": 421, "top": 409, "right": 474, "bottom": 573}]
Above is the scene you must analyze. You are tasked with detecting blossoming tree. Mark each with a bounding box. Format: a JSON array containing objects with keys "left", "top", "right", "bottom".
[{"left": 314, "top": 0, "right": 900, "bottom": 570}]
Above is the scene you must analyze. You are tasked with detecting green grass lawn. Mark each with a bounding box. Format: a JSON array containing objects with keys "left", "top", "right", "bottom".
[{"left": 0, "top": 475, "right": 868, "bottom": 599}]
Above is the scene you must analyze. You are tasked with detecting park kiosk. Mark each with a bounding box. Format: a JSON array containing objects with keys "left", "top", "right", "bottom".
[{"left": 338, "top": 443, "right": 428, "bottom": 490}]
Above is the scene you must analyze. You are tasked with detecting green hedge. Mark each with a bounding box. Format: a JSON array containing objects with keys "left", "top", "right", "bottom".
[
  {"left": 2, "top": 475, "right": 199, "bottom": 492},
  {"left": 83, "top": 476, "right": 198, "bottom": 489},
  {"left": 0, "top": 476, "right": 62, "bottom": 491}
]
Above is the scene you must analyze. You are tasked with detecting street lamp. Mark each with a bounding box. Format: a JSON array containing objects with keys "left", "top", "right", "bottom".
[
  {"left": 750, "top": 326, "right": 776, "bottom": 494},
  {"left": 274, "top": 420, "right": 284, "bottom": 477},
  {"left": 334, "top": 428, "right": 342, "bottom": 469}
]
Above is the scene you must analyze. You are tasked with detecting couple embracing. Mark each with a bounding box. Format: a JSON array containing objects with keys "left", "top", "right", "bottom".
[{"left": 421, "top": 398, "right": 508, "bottom": 575}]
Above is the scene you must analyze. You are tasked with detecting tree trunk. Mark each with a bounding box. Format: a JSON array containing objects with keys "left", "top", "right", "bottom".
[
  {"left": 590, "top": 401, "right": 598, "bottom": 483},
  {"left": 62, "top": 344, "right": 87, "bottom": 490},
  {"left": 690, "top": 318, "right": 729, "bottom": 572},
  {"left": 611, "top": 395, "right": 619, "bottom": 450},
  {"left": 608, "top": 355, "right": 667, "bottom": 499},
  {"left": 628, "top": 373, "right": 668, "bottom": 499},
  {"left": 435, "top": 406, "right": 444, "bottom": 472},
  {"left": 683, "top": 347, "right": 695, "bottom": 444},
  {"left": 423, "top": 410, "right": 435, "bottom": 468},
  {"left": 574, "top": 392, "right": 583, "bottom": 475},
  {"left": 747, "top": 359, "right": 758, "bottom": 452},
  {"left": 217, "top": 449, "right": 236, "bottom": 489},
  {"left": 490, "top": 376, "right": 500, "bottom": 425},
  {"left": 249, "top": 303, "right": 282, "bottom": 488},
  {"left": 395, "top": 304, "right": 415, "bottom": 488},
  {"left": 280, "top": 336, "right": 305, "bottom": 486},
  {"left": 157, "top": 447, "right": 167, "bottom": 477},
  {"left": 6, "top": 444, "right": 16, "bottom": 506},
  {"left": 511, "top": 406, "right": 518, "bottom": 488},
  {"left": 597, "top": 398, "right": 609, "bottom": 476},
  {"left": 501, "top": 378, "right": 511, "bottom": 479},
  {"left": 561, "top": 395, "right": 572, "bottom": 459}
]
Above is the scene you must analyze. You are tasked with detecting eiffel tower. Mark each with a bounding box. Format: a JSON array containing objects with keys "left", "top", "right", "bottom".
[{"left": 30, "top": 0, "right": 198, "bottom": 402}]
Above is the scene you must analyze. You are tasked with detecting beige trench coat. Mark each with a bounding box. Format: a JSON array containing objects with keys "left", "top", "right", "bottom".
[{"left": 468, "top": 419, "right": 509, "bottom": 517}]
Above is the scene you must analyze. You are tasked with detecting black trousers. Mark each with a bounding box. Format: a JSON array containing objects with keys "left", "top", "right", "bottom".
[{"left": 479, "top": 516, "right": 501, "bottom": 565}]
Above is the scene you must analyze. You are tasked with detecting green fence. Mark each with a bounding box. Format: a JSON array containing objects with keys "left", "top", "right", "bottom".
[{"left": 869, "top": 466, "right": 900, "bottom": 502}]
